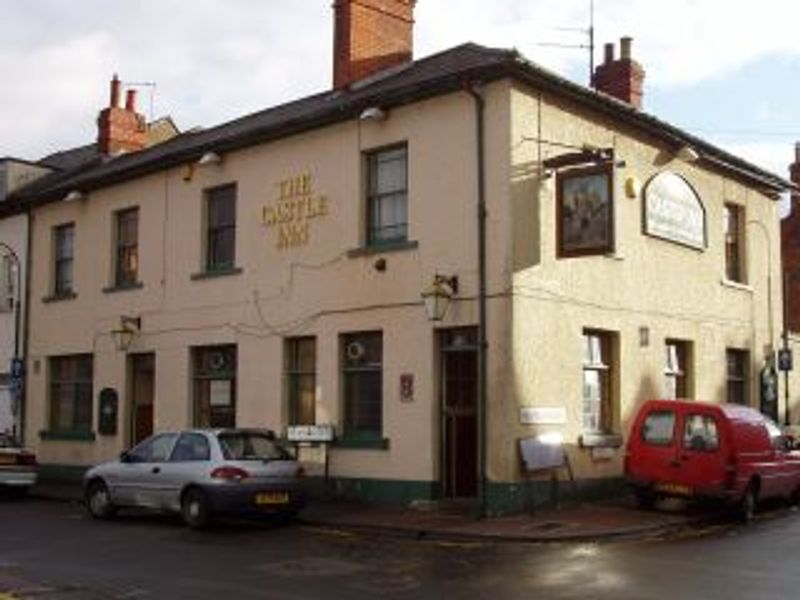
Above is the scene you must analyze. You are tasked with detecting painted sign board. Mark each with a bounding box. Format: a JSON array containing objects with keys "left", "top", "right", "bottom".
[
  {"left": 520, "top": 406, "right": 567, "bottom": 425},
  {"left": 286, "top": 424, "right": 335, "bottom": 443},
  {"left": 644, "top": 172, "right": 706, "bottom": 250}
]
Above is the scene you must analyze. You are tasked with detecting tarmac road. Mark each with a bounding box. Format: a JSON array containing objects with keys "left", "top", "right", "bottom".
[{"left": 1, "top": 498, "right": 799, "bottom": 599}]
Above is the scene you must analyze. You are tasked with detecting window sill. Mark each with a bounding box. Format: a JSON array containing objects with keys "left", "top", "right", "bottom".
[
  {"left": 39, "top": 429, "right": 96, "bottom": 442},
  {"left": 579, "top": 432, "right": 623, "bottom": 448},
  {"left": 347, "top": 240, "right": 418, "bottom": 258},
  {"left": 333, "top": 436, "right": 390, "bottom": 450},
  {"left": 102, "top": 281, "right": 144, "bottom": 294},
  {"left": 720, "top": 278, "right": 753, "bottom": 293},
  {"left": 191, "top": 266, "right": 243, "bottom": 281},
  {"left": 42, "top": 291, "right": 77, "bottom": 303}
]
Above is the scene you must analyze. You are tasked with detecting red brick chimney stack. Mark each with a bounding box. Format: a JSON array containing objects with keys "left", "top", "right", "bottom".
[
  {"left": 97, "top": 75, "right": 147, "bottom": 155},
  {"left": 333, "top": 0, "right": 417, "bottom": 89},
  {"left": 593, "top": 36, "right": 646, "bottom": 109}
]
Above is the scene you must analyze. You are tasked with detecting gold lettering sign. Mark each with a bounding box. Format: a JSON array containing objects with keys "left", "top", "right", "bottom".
[{"left": 261, "top": 172, "right": 329, "bottom": 249}]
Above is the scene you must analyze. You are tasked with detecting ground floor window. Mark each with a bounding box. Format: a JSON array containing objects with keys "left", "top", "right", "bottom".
[
  {"left": 49, "top": 354, "right": 93, "bottom": 433},
  {"left": 726, "top": 348, "right": 749, "bottom": 405},
  {"left": 192, "top": 345, "right": 237, "bottom": 428},
  {"left": 582, "top": 329, "right": 615, "bottom": 433},
  {"left": 665, "top": 340, "right": 691, "bottom": 399},
  {"left": 285, "top": 337, "right": 316, "bottom": 425},
  {"left": 341, "top": 331, "right": 383, "bottom": 440}
]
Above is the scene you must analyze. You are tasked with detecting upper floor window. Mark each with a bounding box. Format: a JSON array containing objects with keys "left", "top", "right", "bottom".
[
  {"left": 115, "top": 207, "right": 139, "bottom": 287},
  {"left": 724, "top": 203, "right": 745, "bottom": 283},
  {"left": 53, "top": 223, "right": 75, "bottom": 296},
  {"left": 205, "top": 184, "right": 237, "bottom": 271},
  {"left": 366, "top": 145, "right": 407, "bottom": 246},
  {"left": 0, "top": 253, "right": 14, "bottom": 311}
]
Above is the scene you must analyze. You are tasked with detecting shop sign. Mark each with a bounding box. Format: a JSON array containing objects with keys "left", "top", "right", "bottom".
[
  {"left": 520, "top": 406, "right": 567, "bottom": 425},
  {"left": 262, "top": 172, "right": 329, "bottom": 249},
  {"left": 644, "top": 172, "right": 706, "bottom": 250},
  {"left": 286, "top": 424, "right": 335, "bottom": 442}
]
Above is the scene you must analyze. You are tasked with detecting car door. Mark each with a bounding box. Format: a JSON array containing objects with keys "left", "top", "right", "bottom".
[
  {"left": 113, "top": 433, "right": 177, "bottom": 508},
  {"left": 675, "top": 409, "right": 727, "bottom": 494},
  {"left": 158, "top": 432, "right": 213, "bottom": 511}
]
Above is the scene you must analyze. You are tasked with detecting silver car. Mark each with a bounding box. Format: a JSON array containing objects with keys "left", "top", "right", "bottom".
[
  {"left": 0, "top": 433, "right": 38, "bottom": 495},
  {"left": 83, "top": 429, "right": 306, "bottom": 528}
]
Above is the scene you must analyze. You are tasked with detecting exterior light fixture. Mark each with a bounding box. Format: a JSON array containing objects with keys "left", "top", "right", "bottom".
[
  {"left": 676, "top": 145, "right": 700, "bottom": 163},
  {"left": 422, "top": 274, "right": 459, "bottom": 321},
  {"left": 111, "top": 315, "right": 141, "bottom": 352},
  {"left": 63, "top": 190, "right": 86, "bottom": 203},
  {"left": 197, "top": 151, "right": 222, "bottom": 166},
  {"left": 359, "top": 106, "right": 387, "bottom": 122}
]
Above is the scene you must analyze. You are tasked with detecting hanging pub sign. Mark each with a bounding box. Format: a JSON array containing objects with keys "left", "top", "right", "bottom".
[
  {"left": 262, "top": 172, "right": 329, "bottom": 250},
  {"left": 643, "top": 172, "right": 706, "bottom": 250}
]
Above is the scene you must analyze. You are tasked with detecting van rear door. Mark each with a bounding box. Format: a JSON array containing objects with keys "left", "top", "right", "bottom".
[{"left": 629, "top": 406, "right": 679, "bottom": 485}]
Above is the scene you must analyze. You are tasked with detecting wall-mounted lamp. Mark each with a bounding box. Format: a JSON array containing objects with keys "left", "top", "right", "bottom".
[
  {"left": 421, "top": 274, "right": 459, "bottom": 321},
  {"left": 359, "top": 106, "right": 387, "bottom": 122},
  {"left": 197, "top": 151, "right": 222, "bottom": 166},
  {"left": 111, "top": 315, "right": 141, "bottom": 352},
  {"left": 63, "top": 190, "right": 86, "bottom": 203},
  {"left": 676, "top": 145, "right": 700, "bottom": 163}
]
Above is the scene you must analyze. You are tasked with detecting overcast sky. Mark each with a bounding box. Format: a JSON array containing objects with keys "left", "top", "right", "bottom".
[{"left": 2, "top": 0, "right": 800, "bottom": 179}]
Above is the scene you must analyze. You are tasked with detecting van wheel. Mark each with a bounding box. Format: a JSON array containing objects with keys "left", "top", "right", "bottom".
[
  {"left": 739, "top": 484, "right": 758, "bottom": 523},
  {"left": 635, "top": 489, "right": 656, "bottom": 510},
  {"left": 85, "top": 480, "right": 116, "bottom": 519},
  {"left": 182, "top": 488, "right": 211, "bottom": 529}
]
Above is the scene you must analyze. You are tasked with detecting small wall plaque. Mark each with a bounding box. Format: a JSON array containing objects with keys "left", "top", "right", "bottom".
[{"left": 520, "top": 406, "right": 567, "bottom": 425}]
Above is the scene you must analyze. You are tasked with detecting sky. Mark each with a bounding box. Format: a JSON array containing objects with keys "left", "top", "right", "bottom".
[{"left": 2, "top": 0, "right": 800, "bottom": 181}]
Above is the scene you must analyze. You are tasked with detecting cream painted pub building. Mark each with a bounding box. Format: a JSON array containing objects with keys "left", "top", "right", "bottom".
[{"left": 10, "top": 1, "right": 794, "bottom": 513}]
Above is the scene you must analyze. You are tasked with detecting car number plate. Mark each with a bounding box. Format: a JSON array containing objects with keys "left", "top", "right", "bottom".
[
  {"left": 654, "top": 483, "right": 692, "bottom": 496},
  {"left": 255, "top": 492, "right": 289, "bottom": 505}
]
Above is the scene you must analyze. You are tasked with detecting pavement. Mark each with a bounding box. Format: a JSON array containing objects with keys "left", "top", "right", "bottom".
[{"left": 29, "top": 479, "right": 714, "bottom": 544}]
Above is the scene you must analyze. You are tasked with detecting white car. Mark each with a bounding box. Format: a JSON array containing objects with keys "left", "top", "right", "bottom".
[
  {"left": 83, "top": 428, "right": 306, "bottom": 528},
  {"left": 0, "top": 434, "right": 38, "bottom": 495}
]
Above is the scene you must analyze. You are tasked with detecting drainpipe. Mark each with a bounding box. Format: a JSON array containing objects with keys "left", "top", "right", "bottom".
[{"left": 467, "top": 82, "right": 488, "bottom": 518}]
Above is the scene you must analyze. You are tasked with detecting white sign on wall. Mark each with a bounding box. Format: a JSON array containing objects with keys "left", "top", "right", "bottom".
[
  {"left": 286, "top": 424, "right": 335, "bottom": 442},
  {"left": 520, "top": 406, "right": 567, "bottom": 425},
  {"left": 644, "top": 172, "right": 706, "bottom": 250}
]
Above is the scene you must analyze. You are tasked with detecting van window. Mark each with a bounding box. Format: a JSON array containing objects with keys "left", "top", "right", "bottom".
[
  {"left": 683, "top": 414, "right": 719, "bottom": 452},
  {"left": 641, "top": 411, "right": 675, "bottom": 446}
]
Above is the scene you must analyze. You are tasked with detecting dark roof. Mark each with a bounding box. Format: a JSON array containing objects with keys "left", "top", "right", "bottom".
[
  {"left": 6, "top": 43, "right": 794, "bottom": 212},
  {"left": 39, "top": 143, "right": 99, "bottom": 171}
]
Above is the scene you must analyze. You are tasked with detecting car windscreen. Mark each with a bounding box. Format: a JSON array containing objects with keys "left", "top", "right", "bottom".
[{"left": 217, "top": 432, "right": 291, "bottom": 461}]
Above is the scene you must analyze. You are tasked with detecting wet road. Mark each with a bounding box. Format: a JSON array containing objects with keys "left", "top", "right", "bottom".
[{"left": 1, "top": 499, "right": 800, "bottom": 599}]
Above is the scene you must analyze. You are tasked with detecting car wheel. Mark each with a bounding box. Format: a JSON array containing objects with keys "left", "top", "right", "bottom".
[
  {"left": 739, "top": 484, "right": 758, "bottom": 523},
  {"left": 85, "top": 480, "right": 116, "bottom": 519},
  {"left": 634, "top": 489, "right": 656, "bottom": 510},
  {"left": 182, "top": 488, "right": 211, "bottom": 529}
]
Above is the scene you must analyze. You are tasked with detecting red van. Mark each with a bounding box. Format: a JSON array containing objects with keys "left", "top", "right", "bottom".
[{"left": 625, "top": 399, "right": 800, "bottom": 519}]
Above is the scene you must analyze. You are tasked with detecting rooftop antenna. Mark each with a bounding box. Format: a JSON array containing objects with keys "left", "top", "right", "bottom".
[
  {"left": 123, "top": 81, "right": 157, "bottom": 122},
  {"left": 538, "top": 0, "right": 595, "bottom": 87}
]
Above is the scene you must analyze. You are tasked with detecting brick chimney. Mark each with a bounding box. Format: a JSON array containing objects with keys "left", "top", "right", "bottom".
[
  {"left": 333, "top": 0, "right": 416, "bottom": 89},
  {"left": 592, "top": 37, "right": 645, "bottom": 109},
  {"left": 97, "top": 74, "right": 147, "bottom": 155},
  {"left": 781, "top": 142, "right": 800, "bottom": 332}
]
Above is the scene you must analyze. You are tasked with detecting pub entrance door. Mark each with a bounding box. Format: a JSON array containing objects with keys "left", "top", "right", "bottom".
[
  {"left": 439, "top": 327, "right": 479, "bottom": 500},
  {"left": 130, "top": 353, "right": 155, "bottom": 445}
]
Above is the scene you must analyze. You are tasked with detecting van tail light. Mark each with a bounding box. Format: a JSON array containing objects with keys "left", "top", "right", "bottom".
[
  {"left": 211, "top": 466, "right": 249, "bottom": 482},
  {"left": 16, "top": 453, "right": 37, "bottom": 467},
  {"left": 724, "top": 455, "right": 738, "bottom": 490}
]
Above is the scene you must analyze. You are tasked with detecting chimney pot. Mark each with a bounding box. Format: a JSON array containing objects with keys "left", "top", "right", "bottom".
[
  {"left": 604, "top": 43, "right": 614, "bottom": 64},
  {"left": 620, "top": 37, "right": 633, "bottom": 60},
  {"left": 125, "top": 89, "right": 137, "bottom": 112},
  {"left": 110, "top": 74, "right": 121, "bottom": 108}
]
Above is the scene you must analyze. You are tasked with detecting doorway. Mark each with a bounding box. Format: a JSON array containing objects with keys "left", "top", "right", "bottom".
[
  {"left": 130, "top": 353, "right": 155, "bottom": 445},
  {"left": 439, "top": 327, "right": 479, "bottom": 500}
]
